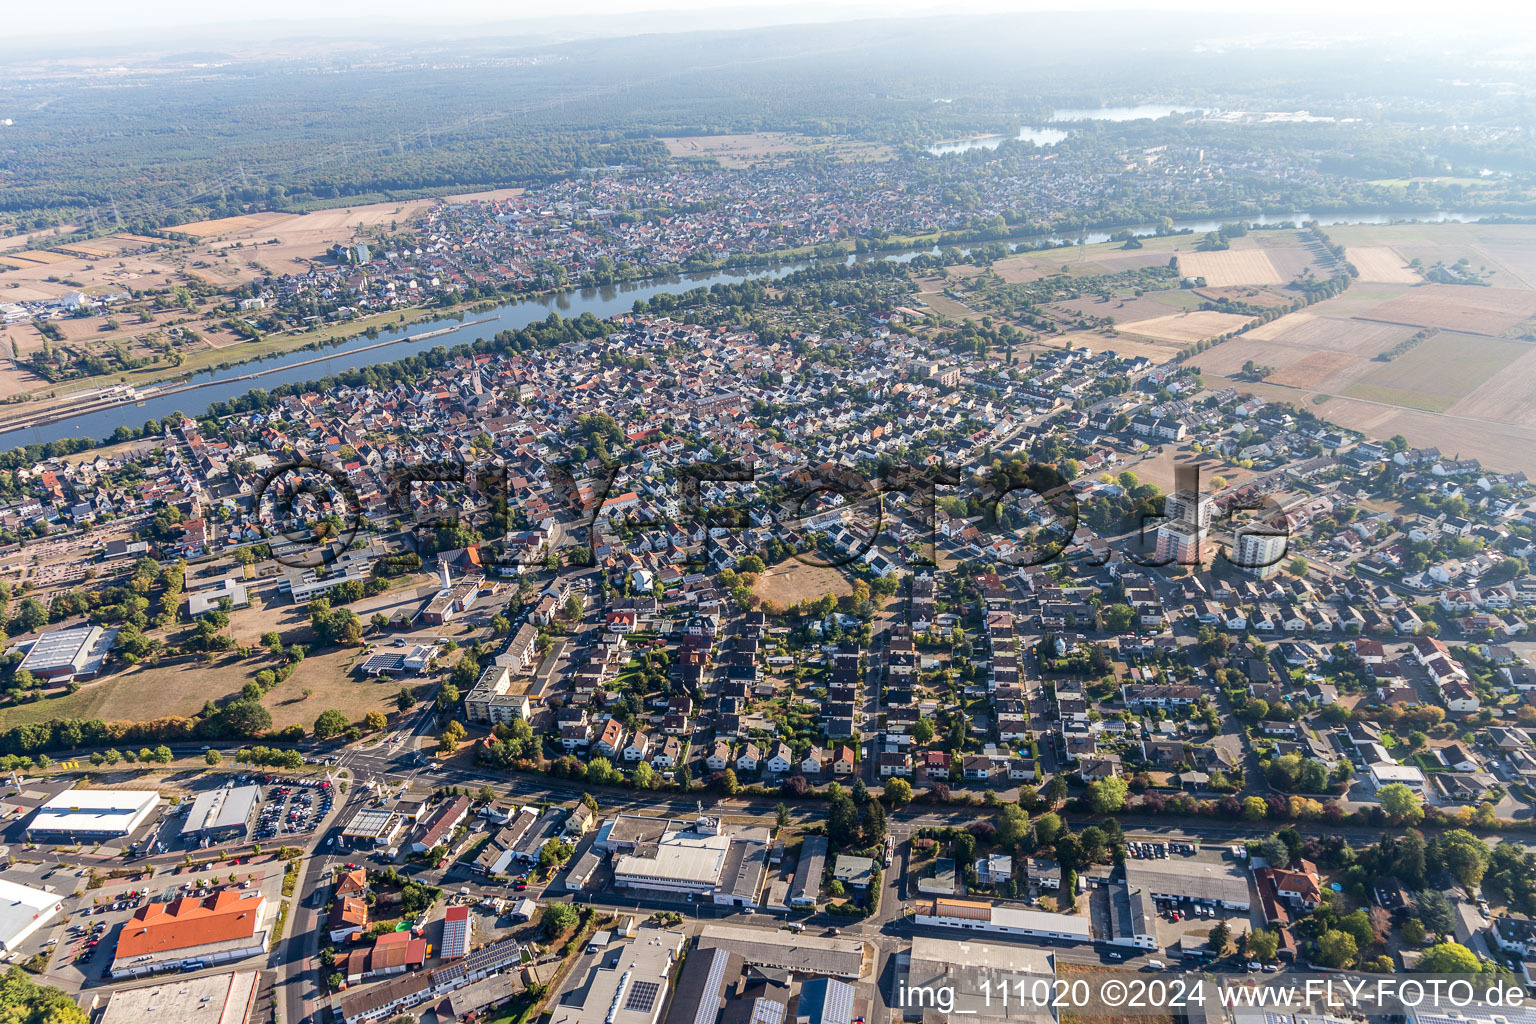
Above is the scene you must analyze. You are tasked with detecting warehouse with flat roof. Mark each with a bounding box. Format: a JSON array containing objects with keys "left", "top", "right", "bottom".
[
  {"left": 18, "top": 624, "right": 118, "bottom": 682},
  {"left": 0, "top": 877, "right": 64, "bottom": 951},
  {"left": 93, "top": 969, "right": 261, "bottom": 1024},
  {"left": 181, "top": 785, "right": 260, "bottom": 843},
  {"left": 28, "top": 788, "right": 161, "bottom": 841},
  {"left": 1124, "top": 859, "right": 1252, "bottom": 909}
]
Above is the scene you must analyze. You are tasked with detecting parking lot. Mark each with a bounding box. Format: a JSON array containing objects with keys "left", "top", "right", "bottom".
[{"left": 252, "top": 778, "right": 334, "bottom": 843}]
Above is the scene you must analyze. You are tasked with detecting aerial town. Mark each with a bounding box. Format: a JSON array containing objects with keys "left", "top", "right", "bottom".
[{"left": 4, "top": 9, "right": 1536, "bottom": 1024}]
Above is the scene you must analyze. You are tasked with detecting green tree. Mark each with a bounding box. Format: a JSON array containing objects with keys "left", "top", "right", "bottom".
[
  {"left": 995, "top": 804, "right": 1031, "bottom": 848},
  {"left": 911, "top": 718, "right": 936, "bottom": 745},
  {"left": 1317, "top": 929, "right": 1358, "bottom": 969},
  {"left": 1378, "top": 782, "right": 1424, "bottom": 824},
  {"left": 1248, "top": 929, "right": 1280, "bottom": 962},
  {"left": 828, "top": 784, "right": 860, "bottom": 847},
  {"left": 1415, "top": 890, "right": 1455, "bottom": 934},
  {"left": 313, "top": 709, "right": 350, "bottom": 740},
  {"left": 1087, "top": 776, "right": 1128, "bottom": 814},
  {"left": 883, "top": 777, "right": 913, "bottom": 807},
  {"left": 395, "top": 687, "right": 415, "bottom": 713},
  {"left": 1417, "top": 942, "right": 1481, "bottom": 974},
  {"left": 1207, "top": 921, "right": 1232, "bottom": 956},
  {"left": 204, "top": 750, "right": 222, "bottom": 766},
  {"left": 541, "top": 903, "right": 579, "bottom": 939},
  {"left": 1437, "top": 829, "right": 1491, "bottom": 890}
]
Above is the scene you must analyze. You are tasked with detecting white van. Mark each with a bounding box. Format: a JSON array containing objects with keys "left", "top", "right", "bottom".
[{"left": 1146, "top": 960, "right": 1165, "bottom": 971}]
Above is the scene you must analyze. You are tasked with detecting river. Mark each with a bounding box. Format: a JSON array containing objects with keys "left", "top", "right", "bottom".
[{"left": 4, "top": 208, "right": 1508, "bottom": 447}]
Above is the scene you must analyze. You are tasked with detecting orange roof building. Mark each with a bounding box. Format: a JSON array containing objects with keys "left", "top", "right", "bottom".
[{"left": 110, "top": 891, "right": 270, "bottom": 977}]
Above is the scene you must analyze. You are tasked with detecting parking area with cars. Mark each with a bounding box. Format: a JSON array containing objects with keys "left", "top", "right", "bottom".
[{"left": 253, "top": 778, "right": 333, "bottom": 842}]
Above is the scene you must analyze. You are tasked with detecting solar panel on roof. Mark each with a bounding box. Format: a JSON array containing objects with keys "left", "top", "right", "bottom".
[{"left": 625, "top": 981, "right": 660, "bottom": 1013}]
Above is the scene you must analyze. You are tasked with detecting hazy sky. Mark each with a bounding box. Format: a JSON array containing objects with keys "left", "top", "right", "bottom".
[{"left": 16, "top": 0, "right": 1531, "bottom": 44}]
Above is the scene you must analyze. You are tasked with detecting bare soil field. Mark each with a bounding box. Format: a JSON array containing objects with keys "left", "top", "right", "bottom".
[
  {"left": 1189, "top": 316, "right": 1417, "bottom": 381},
  {"left": 753, "top": 559, "right": 855, "bottom": 608},
  {"left": 1347, "top": 246, "right": 1421, "bottom": 284},
  {"left": 1178, "top": 249, "right": 1284, "bottom": 287},
  {"left": 1252, "top": 314, "right": 1418, "bottom": 356},
  {"left": 1266, "top": 350, "right": 1361, "bottom": 388},
  {"left": 1119, "top": 309, "right": 1253, "bottom": 343},
  {"left": 1358, "top": 285, "right": 1536, "bottom": 335}
]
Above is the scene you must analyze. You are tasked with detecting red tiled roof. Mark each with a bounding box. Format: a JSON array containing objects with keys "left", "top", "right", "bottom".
[{"left": 115, "top": 890, "right": 265, "bottom": 958}]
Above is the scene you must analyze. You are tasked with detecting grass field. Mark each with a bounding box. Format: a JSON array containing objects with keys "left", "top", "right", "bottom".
[{"left": 1343, "top": 332, "right": 1530, "bottom": 412}]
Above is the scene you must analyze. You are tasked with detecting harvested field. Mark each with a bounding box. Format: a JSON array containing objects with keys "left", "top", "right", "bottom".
[
  {"left": 6, "top": 249, "right": 75, "bottom": 265},
  {"left": 174, "top": 213, "right": 290, "bottom": 238},
  {"left": 1450, "top": 346, "right": 1536, "bottom": 427},
  {"left": 1265, "top": 350, "right": 1359, "bottom": 388},
  {"left": 1358, "top": 285, "right": 1536, "bottom": 335},
  {"left": 1343, "top": 332, "right": 1529, "bottom": 413},
  {"left": 1249, "top": 315, "right": 1418, "bottom": 356},
  {"left": 1347, "top": 246, "right": 1421, "bottom": 284},
  {"left": 992, "top": 255, "right": 1044, "bottom": 284},
  {"left": 1119, "top": 309, "right": 1253, "bottom": 343},
  {"left": 753, "top": 558, "right": 854, "bottom": 608},
  {"left": 1243, "top": 311, "right": 1315, "bottom": 342},
  {"left": 1178, "top": 249, "right": 1284, "bottom": 287}
]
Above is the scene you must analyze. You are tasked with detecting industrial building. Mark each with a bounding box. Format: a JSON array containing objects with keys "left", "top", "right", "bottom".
[
  {"left": 1123, "top": 859, "right": 1252, "bottom": 910},
  {"left": 28, "top": 788, "right": 161, "bottom": 841},
  {"left": 610, "top": 816, "right": 768, "bottom": 906},
  {"left": 17, "top": 624, "right": 118, "bottom": 682},
  {"left": 904, "top": 936, "right": 1056, "bottom": 1024},
  {"left": 694, "top": 925, "right": 867, "bottom": 980},
  {"left": 91, "top": 969, "right": 261, "bottom": 1024},
  {"left": 914, "top": 898, "right": 1093, "bottom": 944},
  {"left": 788, "top": 835, "right": 827, "bottom": 908},
  {"left": 547, "top": 925, "right": 683, "bottom": 1024},
  {"left": 0, "top": 877, "right": 64, "bottom": 951},
  {"left": 181, "top": 785, "right": 260, "bottom": 843}
]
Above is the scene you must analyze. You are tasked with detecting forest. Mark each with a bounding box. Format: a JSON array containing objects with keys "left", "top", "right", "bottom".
[{"left": 4, "top": 11, "right": 1536, "bottom": 236}]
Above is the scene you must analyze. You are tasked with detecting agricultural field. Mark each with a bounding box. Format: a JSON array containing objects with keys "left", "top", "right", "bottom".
[
  {"left": 1324, "top": 221, "right": 1536, "bottom": 290},
  {"left": 1118, "top": 309, "right": 1253, "bottom": 343},
  {"left": 1178, "top": 249, "right": 1284, "bottom": 287},
  {"left": 1357, "top": 284, "right": 1536, "bottom": 335},
  {"left": 1346, "top": 246, "right": 1421, "bottom": 284},
  {"left": 1343, "top": 332, "right": 1531, "bottom": 413}
]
